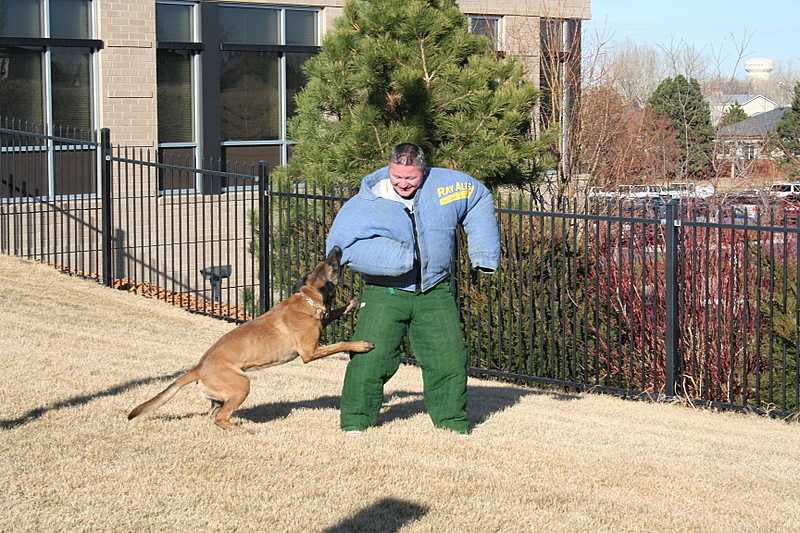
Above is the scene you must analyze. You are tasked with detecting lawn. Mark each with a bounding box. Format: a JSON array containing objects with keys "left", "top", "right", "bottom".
[{"left": 1, "top": 254, "right": 799, "bottom": 532}]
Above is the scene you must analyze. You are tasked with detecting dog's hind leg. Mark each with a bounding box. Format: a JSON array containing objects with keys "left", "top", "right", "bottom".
[{"left": 212, "top": 373, "right": 251, "bottom": 430}]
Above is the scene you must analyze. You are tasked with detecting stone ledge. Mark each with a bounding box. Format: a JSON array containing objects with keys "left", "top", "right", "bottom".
[{"left": 106, "top": 40, "right": 153, "bottom": 48}]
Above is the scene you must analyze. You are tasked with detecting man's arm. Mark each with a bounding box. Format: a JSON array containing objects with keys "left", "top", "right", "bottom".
[
  {"left": 461, "top": 183, "right": 500, "bottom": 272},
  {"left": 326, "top": 200, "right": 415, "bottom": 277}
]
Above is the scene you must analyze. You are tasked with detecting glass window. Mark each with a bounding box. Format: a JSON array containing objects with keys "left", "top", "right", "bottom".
[
  {"left": 221, "top": 144, "right": 280, "bottom": 187},
  {"left": 0, "top": 1, "right": 97, "bottom": 198},
  {"left": 286, "top": 52, "right": 312, "bottom": 118},
  {"left": 0, "top": 144, "right": 48, "bottom": 199},
  {"left": 218, "top": 7, "right": 319, "bottom": 179},
  {"left": 0, "top": 0, "right": 41, "bottom": 38},
  {"left": 50, "top": 0, "right": 90, "bottom": 40},
  {"left": 157, "top": 50, "right": 193, "bottom": 143},
  {"left": 50, "top": 48, "right": 92, "bottom": 132},
  {"left": 156, "top": 3, "right": 193, "bottom": 43},
  {"left": 158, "top": 147, "right": 196, "bottom": 191},
  {"left": 0, "top": 48, "right": 44, "bottom": 127},
  {"left": 55, "top": 148, "right": 96, "bottom": 196},
  {"left": 469, "top": 16, "right": 500, "bottom": 51},
  {"left": 219, "top": 6, "right": 279, "bottom": 45},
  {"left": 285, "top": 10, "right": 317, "bottom": 46},
  {"left": 220, "top": 51, "right": 280, "bottom": 141}
]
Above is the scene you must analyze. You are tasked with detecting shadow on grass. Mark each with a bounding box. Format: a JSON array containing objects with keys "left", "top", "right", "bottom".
[
  {"left": 237, "top": 383, "right": 579, "bottom": 429},
  {"left": 236, "top": 390, "right": 419, "bottom": 425},
  {"left": 0, "top": 369, "right": 185, "bottom": 430},
  {"left": 379, "top": 384, "right": 581, "bottom": 427},
  {"left": 322, "top": 498, "right": 428, "bottom": 533}
]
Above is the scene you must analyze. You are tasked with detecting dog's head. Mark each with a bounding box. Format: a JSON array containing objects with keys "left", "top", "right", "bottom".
[{"left": 295, "top": 246, "right": 343, "bottom": 306}]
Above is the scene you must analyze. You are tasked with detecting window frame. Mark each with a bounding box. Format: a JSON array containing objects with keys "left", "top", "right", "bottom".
[
  {"left": 0, "top": 0, "right": 101, "bottom": 201},
  {"left": 156, "top": 0, "right": 203, "bottom": 194},
  {"left": 467, "top": 14, "right": 503, "bottom": 52},
  {"left": 217, "top": 4, "right": 320, "bottom": 189}
]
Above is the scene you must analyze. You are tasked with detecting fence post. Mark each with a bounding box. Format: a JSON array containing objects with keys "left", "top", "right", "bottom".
[
  {"left": 100, "top": 128, "right": 113, "bottom": 287},
  {"left": 258, "top": 161, "right": 270, "bottom": 314},
  {"left": 664, "top": 198, "right": 682, "bottom": 397}
]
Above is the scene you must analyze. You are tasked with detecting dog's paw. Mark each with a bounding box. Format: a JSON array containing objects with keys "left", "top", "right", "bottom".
[{"left": 352, "top": 340, "right": 374, "bottom": 352}]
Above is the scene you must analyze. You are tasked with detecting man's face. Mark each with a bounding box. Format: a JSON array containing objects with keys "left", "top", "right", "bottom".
[{"left": 388, "top": 162, "right": 425, "bottom": 199}]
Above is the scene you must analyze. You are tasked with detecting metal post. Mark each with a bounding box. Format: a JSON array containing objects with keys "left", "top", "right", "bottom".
[
  {"left": 664, "top": 198, "right": 681, "bottom": 396},
  {"left": 257, "top": 161, "right": 270, "bottom": 314},
  {"left": 100, "top": 128, "right": 113, "bottom": 287}
]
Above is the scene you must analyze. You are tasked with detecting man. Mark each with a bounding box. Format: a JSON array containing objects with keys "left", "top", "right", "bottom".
[{"left": 326, "top": 144, "right": 500, "bottom": 434}]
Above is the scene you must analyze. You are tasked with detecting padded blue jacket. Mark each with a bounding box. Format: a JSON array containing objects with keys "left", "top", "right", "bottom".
[{"left": 325, "top": 166, "right": 500, "bottom": 292}]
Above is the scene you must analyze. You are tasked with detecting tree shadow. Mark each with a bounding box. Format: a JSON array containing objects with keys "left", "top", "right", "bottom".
[
  {"left": 0, "top": 369, "right": 186, "bottom": 430},
  {"left": 322, "top": 498, "right": 428, "bottom": 533}
]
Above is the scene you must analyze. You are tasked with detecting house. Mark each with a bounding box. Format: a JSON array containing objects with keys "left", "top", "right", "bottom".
[
  {"left": 707, "top": 94, "right": 779, "bottom": 126},
  {"left": 715, "top": 106, "right": 790, "bottom": 177},
  {"left": 0, "top": 0, "right": 591, "bottom": 198}
]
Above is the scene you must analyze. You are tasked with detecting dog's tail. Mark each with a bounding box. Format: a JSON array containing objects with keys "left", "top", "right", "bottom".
[{"left": 127, "top": 368, "right": 200, "bottom": 421}]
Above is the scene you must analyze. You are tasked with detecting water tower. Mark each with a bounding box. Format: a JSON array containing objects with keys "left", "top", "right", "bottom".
[{"left": 745, "top": 58, "right": 774, "bottom": 84}]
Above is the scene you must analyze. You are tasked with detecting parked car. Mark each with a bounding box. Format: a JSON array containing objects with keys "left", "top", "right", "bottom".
[
  {"left": 663, "top": 182, "right": 695, "bottom": 199},
  {"left": 768, "top": 182, "right": 800, "bottom": 198},
  {"left": 663, "top": 182, "right": 716, "bottom": 200},
  {"left": 626, "top": 184, "right": 663, "bottom": 199}
]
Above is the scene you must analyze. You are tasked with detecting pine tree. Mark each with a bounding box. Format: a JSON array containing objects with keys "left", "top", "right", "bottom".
[
  {"left": 647, "top": 75, "right": 714, "bottom": 178},
  {"left": 284, "top": 0, "right": 554, "bottom": 188},
  {"left": 718, "top": 102, "right": 748, "bottom": 128},
  {"left": 776, "top": 81, "right": 800, "bottom": 156}
]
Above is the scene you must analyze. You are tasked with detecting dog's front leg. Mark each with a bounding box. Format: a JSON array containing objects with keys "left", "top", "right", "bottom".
[{"left": 299, "top": 340, "right": 374, "bottom": 363}]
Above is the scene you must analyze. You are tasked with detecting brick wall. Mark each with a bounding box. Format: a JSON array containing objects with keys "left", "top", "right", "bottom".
[{"left": 97, "top": 0, "right": 158, "bottom": 148}]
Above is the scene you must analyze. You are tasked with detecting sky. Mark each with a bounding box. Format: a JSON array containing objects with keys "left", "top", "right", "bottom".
[{"left": 584, "top": 0, "right": 800, "bottom": 76}]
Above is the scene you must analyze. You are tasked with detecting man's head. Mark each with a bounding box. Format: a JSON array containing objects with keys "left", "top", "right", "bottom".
[{"left": 388, "top": 143, "right": 427, "bottom": 199}]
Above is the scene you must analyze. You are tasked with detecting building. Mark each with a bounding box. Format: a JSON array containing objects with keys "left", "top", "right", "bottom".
[
  {"left": 707, "top": 94, "right": 779, "bottom": 127},
  {"left": 715, "top": 106, "right": 789, "bottom": 177},
  {"left": 0, "top": 0, "right": 591, "bottom": 197},
  {"left": 0, "top": 0, "right": 590, "bottom": 305}
]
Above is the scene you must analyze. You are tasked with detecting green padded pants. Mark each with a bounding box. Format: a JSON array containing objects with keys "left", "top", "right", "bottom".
[{"left": 340, "top": 281, "right": 469, "bottom": 434}]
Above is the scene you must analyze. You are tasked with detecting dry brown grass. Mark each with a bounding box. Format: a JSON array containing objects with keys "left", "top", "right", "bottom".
[{"left": 2, "top": 254, "right": 800, "bottom": 532}]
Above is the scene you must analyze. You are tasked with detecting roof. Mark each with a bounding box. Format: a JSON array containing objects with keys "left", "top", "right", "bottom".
[
  {"left": 716, "top": 107, "right": 790, "bottom": 138},
  {"left": 707, "top": 94, "right": 777, "bottom": 107}
]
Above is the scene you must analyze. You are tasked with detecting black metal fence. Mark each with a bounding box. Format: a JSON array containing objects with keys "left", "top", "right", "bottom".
[{"left": 2, "top": 121, "right": 799, "bottom": 415}]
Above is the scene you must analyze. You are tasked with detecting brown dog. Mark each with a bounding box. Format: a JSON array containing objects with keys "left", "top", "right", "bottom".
[{"left": 127, "top": 246, "right": 373, "bottom": 429}]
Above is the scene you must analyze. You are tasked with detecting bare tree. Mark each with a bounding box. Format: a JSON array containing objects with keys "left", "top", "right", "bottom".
[
  {"left": 607, "top": 39, "right": 664, "bottom": 107},
  {"left": 762, "top": 60, "right": 800, "bottom": 105},
  {"left": 705, "top": 31, "right": 753, "bottom": 92}
]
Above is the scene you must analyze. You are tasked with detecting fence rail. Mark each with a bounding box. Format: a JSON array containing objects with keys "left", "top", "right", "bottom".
[{"left": 2, "top": 122, "right": 799, "bottom": 415}]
